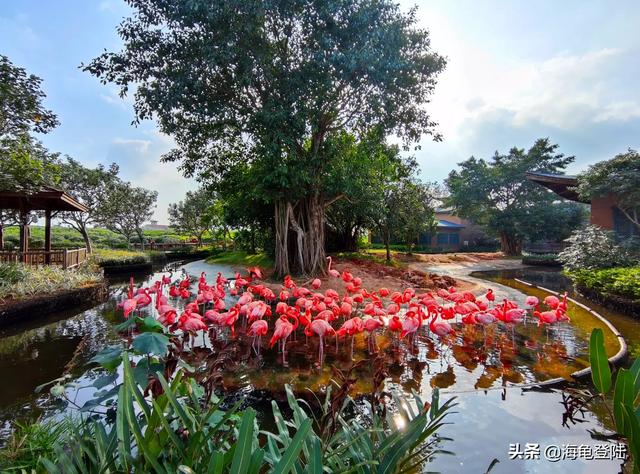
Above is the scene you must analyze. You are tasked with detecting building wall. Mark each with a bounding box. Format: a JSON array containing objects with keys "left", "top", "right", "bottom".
[{"left": 590, "top": 195, "right": 616, "bottom": 230}]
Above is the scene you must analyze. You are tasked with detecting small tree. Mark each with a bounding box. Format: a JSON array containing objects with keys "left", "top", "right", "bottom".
[
  {"left": 98, "top": 181, "right": 157, "bottom": 249},
  {"left": 392, "top": 180, "right": 438, "bottom": 254},
  {"left": 57, "top": 158, "right": 120, "bottom": 253},
  {"left": 576, "top": 150, "right": 640, "bottom": 233},
  {"left": 168, "top": 188, "right": 211, "bottom": 245}
]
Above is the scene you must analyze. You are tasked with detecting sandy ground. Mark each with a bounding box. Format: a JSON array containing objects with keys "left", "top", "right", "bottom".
[{"left": 264, "top": 252, "right": 524, "bottom": 297}]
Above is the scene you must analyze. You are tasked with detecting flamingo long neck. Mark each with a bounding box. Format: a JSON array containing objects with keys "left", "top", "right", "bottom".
[{"left": 327, "top": 256, "right": 333, "bottom": 271}]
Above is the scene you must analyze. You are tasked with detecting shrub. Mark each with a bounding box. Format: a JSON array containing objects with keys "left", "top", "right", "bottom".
[
  {"left": 558, "top": 225, "right": 638, "bottom": 270},
  {"left": 522, "top": 253, "right": 561, "bottom": 266},
  {"left": 0, "top": 263, "right": 28, "bottom": 286},
  {"left": 91, "top": 249, "right": 150, "bottom": 267},
  {"left": 569, "top": 267, "right": 640, "bottom": 301}
]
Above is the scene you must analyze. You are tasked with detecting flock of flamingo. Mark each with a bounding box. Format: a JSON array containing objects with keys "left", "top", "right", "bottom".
[{"left": 118, "top": 257, "right": 571, "bottom": 365}]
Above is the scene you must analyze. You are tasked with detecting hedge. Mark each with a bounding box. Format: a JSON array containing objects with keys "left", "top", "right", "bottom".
[{"left": 569, "top": 267, "right": 640, "bottom": 301}]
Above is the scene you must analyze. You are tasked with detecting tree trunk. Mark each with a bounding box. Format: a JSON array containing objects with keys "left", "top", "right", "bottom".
[
  {"left": 138, "top": 231, "right": 145, "bottom": 251},
  {"left": 0, "top": 225, "right": 3, "bottom": 251},
  {"left": 385, "top": 227, "right": 391, "bottom": 263},
  {"left": 222, "top": 227, "right": 228, "bottom": 251},
  {"left": 250, "top": 226, "right": 256, "bottom": 254},
  {"left": 274, "top": 194, "right": 326, "bottom": 277},
  {"left": 499, "top": 232, "right": 522, "bottom": 255},
  {"left": 80, "top": 225, "right": 93, "bottom": 254}
]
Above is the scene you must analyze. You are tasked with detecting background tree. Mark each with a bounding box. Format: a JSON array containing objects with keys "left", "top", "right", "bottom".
[
  {"left": 57, "top": 158, "right": 120, "bottom": 253},
  {"left": 0, "top": 54, "right": 58, "bottom": 139},
  {"left": 201, "top": 198, "right": 228, "bottom": 250},
  {"left": 576, "top": 149, "right": 640, "bottom": 233},
  {"left": 85, "top": 0, "right": 446, "bottom": 276},
  {"left": 98, "top": 181, "right": 157, "bottom": 249},
  {"left": 168, "top": 188, "right": 212, "bottom": 246},
  {"left": 391, "top": 180, "right": 438, "bottom": 254},
  {"left": 0, "top": 135, "right": 60, "bottom": 250},
  {"left": 445, "top": 138, "right": 575, "bottom": 255},
  {"left": 324, "top": 130, "right": 404, "bottom": 252}
]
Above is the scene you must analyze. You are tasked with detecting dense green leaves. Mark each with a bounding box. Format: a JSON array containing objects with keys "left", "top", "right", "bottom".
[
  {"left": 168, "top": 188, "right": 214, "bottom": 244},
  {"left": 0, "top": 54, "right": 58, "bottom": 139},
  {"left": 589, "top": 328, "right": 611, "bottom": 394},
  {"left": 445, "top": 138, "right": 581, "bottom": 255}
]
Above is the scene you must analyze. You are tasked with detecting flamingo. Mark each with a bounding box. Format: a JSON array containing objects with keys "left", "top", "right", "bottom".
[
  {"left": 248, "top": 320, "right": 268, "bottom": 353},
  {"left": 327, "top": 256, "right": 340, "bottom": 278},
  {"left": 305, "top": 318, "right": 336, "bottom": 365},
  {"left": 363, "top": 316, "right": 384, "bottom": 353},
  {"left": 269, "top": 314, "right": 298, "bottom": 365}
]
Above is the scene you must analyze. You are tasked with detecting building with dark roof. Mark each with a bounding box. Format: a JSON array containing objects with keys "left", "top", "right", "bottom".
[{"left": 526, "top": 171, "right": 637, "bottom": 239}]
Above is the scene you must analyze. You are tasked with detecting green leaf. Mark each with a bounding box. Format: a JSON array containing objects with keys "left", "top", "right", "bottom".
[
  {"left": 230, "top": 410, "right": 256, "bottom": 474},
  {"left": 589, "top": 328, "right": 612, "bottom": 394},
  {"left": 89, "top": 346, "right": 123, "bottom": 371},
  {"left": 138, "top": 315, "right": 165, "bottom": 333},
  {"left": 132, "top": 358, "right": 164, "bottom": 389},
  {"left": 614, "top": 368, "right": 635, "bottom": 436},
  {"left": 629, "top": 357, "right": 640, "bottom": 393},
  {"left": 92, "top": 373, "right": 118, "bottom": 389},
  {"left": 306, "top": 437, "right": 323, "bottom": 474},
  {"left": 114, "top": 317, "right": 137, "bottom": 332},
  {"left": 621, "top": 404, "right": 640, "bottom": 470},
  {"left": 272, "top": 418, "right": 312, "bottom": 474},
  {"left": 133, "top": 332, "right": 170, "bottom": 356}
]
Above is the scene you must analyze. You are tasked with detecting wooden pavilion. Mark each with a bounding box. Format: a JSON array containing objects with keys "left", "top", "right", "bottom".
[{"left": 0, "top": 186, "right": 89, "bottom": 268}]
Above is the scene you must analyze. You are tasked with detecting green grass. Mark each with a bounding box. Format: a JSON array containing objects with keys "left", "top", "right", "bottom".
[
  {"left": 0, "top": 263, "right": 102, "bottom": 301},
  {"left": 205, "top": 250, "right": 273, "bottom": 268},
  {"left": 91, "top": 248, "right": 150, "bottom": 267}
]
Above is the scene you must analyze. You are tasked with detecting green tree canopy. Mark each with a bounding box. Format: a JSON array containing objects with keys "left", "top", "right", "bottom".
[
  {"left": 97, "top": 181, "right": 157, "bottom": 249},
  {"left": 576, "top": 149, "right": 640, "bottom": 233},
  {"left": 58, "top": 158, "right": 121, "bottom": 253},
  {"left": 168, "top": 188, "right": 212, "bottom": 245},
  {"left": 84, "top": 0, "right": 445, "bottom": 276},
  {"left": 0, "top": 55, "right": 59, "bottom": 139},
  {"left": 445, "top": 138, "right": 575, "bottom": 255}
]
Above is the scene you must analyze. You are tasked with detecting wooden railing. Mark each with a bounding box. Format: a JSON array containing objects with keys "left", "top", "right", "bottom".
[
  {"left": 0, "top": 248, "right": 88, "bottom": 269},
  {"left": 131, "top": 242, "right": 200, "bottom": 251}
]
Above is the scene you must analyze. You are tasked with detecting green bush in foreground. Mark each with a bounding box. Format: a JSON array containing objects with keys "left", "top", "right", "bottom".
[
  {"left": 569, "top": 267, "right": 640, "bottom": 301},
  {"left": 33, "top": 354, "right": 454, "bottom": 473},
  {"left": 588, "top": 329, "right": 640, "bottom": 472},
  {"left": 0, "top": 264, "right": 102, "bottom": 300}
]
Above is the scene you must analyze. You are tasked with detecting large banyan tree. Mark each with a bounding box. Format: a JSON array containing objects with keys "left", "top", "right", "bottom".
[{"left": 85, "top": 0, "right": 445, "bottom": 276}]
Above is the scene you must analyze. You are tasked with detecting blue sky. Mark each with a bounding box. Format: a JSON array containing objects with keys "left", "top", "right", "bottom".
[{"left": 2, "top": 0, "right": 639, "bottom": 222}]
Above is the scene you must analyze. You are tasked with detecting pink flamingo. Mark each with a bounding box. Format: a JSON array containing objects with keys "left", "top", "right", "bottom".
[
  {"left": 363, "top": 316, "right": 384, "bottom": 353},
  {"left": 248, "top": 320, "right": 268, "bottom": 353},
  {"left": 327, "top": 256, "right": 340, "bottom": 278},
  {"left": 305, "top": 318, "right": 336, "bottom": 365}
]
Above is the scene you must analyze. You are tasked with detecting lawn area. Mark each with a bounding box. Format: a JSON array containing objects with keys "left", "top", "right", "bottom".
[{"left": 205, "top": 251, "right": 273, "bottom": 268}]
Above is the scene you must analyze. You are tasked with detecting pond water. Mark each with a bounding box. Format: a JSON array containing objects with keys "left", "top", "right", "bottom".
[{"left": 0, "top": 260, "right": 636, "bottom": 472}]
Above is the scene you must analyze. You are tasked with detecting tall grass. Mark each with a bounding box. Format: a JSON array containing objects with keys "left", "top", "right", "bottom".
[
  {"left": 91, "top": 248, "right": 150, "bottom": 267},
  {"left": 0, "top": 263, "right": 102, "bottom": 300}
]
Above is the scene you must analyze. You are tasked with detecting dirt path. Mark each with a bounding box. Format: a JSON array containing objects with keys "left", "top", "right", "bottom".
[{"left": 408, "top": 257, "right": 529, "bottom": 303}]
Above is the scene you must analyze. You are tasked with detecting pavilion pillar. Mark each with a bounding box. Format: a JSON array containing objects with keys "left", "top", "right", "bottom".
[
  {"left": 44, "top": 209, "right": 52, "bottom": 264},
  {"left": 19, "top": 209, "right": 29, "bottom": 263}
]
